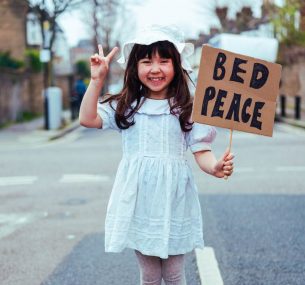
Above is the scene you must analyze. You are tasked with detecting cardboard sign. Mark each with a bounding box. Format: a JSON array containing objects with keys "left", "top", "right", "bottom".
[{"left": 191, "top": 45, "right": 282, "bottom": 137}]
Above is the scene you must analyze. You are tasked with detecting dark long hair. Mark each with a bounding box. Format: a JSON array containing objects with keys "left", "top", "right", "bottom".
[{"left": 101, "top": 40, "right": 193, "bottom": 132}]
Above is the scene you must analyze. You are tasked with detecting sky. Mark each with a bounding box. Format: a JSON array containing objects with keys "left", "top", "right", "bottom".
[{"left": 57, "top": 0, "right": 284, "bottom": 47}]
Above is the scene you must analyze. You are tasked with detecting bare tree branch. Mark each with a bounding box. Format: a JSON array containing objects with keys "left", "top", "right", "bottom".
[
  {"left": 78, "top": 0, "right": 139, "bottom": 90},
  {"left": 26, "top": 0, "right": 84, "bottom": 86},
  {"left": 196, "top": 0, "right": 260, "bottom": 34}
]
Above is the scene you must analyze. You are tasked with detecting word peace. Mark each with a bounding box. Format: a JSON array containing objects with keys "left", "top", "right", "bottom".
[{"left": 201, "top": 52, "right": 269, "bottom": 130}]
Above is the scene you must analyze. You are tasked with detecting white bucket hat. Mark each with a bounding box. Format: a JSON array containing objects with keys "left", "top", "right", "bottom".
[{"left": 117, "top": 25, "right": 194, "bottom": 73}]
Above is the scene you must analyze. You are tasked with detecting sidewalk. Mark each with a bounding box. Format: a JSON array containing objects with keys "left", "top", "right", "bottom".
[
  {"left": 1, "top": 106, "right": 304, "bottom": 147},
  {"left": 0, "top": 110, "right": 80, "bottom": 146},
  {"left": 275, "top": 105, "right": 305, "bottom": 130}
]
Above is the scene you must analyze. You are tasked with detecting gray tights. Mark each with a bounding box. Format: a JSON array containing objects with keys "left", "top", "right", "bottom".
[{"left": 134, "top": 250, "right": 187, "bottom": 285}]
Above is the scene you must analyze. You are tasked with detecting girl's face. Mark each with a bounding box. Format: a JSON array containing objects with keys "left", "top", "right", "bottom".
[{"left": 137, "top": 52, "right": 175, "bottom": 99}]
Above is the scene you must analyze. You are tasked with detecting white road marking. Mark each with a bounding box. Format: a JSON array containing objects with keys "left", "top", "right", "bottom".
[
  {"left": 59, "top": 174, "right": 110, "bottom": 183},
  {"left": 0, "top": 166, "right": 304, "bottom": 188},
  {"left": 0, "top": 176, "right": 37, "bottom": 186},
  {"left": 276, "top": 166, "right": 305, "bottom": 172},
  {"left": 0, "top": 213, "right": 42, "bottom": 239},
  {"left": 195, "top": 247, "right": 224, "bottom": 285}
]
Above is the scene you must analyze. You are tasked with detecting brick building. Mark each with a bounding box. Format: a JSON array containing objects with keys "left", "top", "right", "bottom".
[
  {"left": 0, "top": 0, "right": 73, "bottom": 125},
  {"left": 0, "top": 0, "right": 28, "bottom": 60},
  {"left": 0, "top": 0, "right": 44, "bottom": 125}
]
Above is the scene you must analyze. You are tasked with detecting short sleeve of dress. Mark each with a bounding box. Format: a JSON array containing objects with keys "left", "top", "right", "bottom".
[
  {"left": 186, "top": 123, "right": 217, "bottom": 153},
  {"left": 97, "top": 100, "right": 120, "bottom": 132}
]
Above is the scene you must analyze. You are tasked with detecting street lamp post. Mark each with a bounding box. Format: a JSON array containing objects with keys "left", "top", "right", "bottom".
[{"left": 40, "top": 20, "right": 52, "bottom": 130}]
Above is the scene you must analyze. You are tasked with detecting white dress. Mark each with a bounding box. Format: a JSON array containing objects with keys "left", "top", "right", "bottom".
[{"left": 97, "top": 97, "right": 216, "bottom": 259}]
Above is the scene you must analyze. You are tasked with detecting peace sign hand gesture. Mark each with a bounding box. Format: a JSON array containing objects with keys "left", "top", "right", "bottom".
[{"left": 90, "top": 44, "right": 119, "bottom": 83}]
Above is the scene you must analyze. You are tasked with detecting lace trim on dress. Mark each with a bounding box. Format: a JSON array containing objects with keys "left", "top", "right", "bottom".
[{"left": 132, "top": 97, "right": 179, "bottom": 115}]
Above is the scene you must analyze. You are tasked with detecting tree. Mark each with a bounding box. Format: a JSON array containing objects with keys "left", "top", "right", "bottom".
[
  {"left": 215, "top": 5, "right": 257, "bottom": 33},
  {"left": 83, "top": 0, "right": 138, "bottom": 91},
  {"left": 235, "top": 6, "right": 255, "bottom": 31},
  {"left": 198, "top": 1, "right": 261, "bottom": 34},
  {"left": 265, "top": 0, "right": 305, "bottom": 64},
  {"left": 90, "top": 0, "right": 120, "bottom": 56},
  {"left": 271, "top": 0, "right": 305, "bottom": 47},
  {"left": 26, "top": 0, "right": 84, "bottom": 86},
  {"left": 75, "top": 60, "right": 90, "bottom": 79},
  {"left": 301, "top": 1, "right": 305, "bottom": 31},
  {"left": 26, "top": 0, "right": 84, "bottom": 129}
]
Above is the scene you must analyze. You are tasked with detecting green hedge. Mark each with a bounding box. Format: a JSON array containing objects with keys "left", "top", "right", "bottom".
[
  {"left": 25, "top": 49, "right": 42, "bottom": 73},
  {"left": 75, "top": 60, "right": 90, "bottom": 78},
  {"left": 0, "top": 51, "right": 24, "bottom": 69},
  {"left": 0, "top": 50, "right": 43, "bottom": 72}
]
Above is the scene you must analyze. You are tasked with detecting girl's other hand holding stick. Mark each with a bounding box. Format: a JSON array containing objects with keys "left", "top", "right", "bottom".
[
  {"left": 194, "top": 148, "right": 234, "bottom": 179},
  {"left": 213, "top": 148, "right": 234, "bottom": 178}
]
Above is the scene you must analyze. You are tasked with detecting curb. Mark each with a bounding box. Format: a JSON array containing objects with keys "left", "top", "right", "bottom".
[
  {"left": 275, "top": 115, "right": 305, "bottom": 130},
  {"left": 0, "top": 118, "right": 81, "bottom": 146},
  {"left": 49, "top": 120, "right": 80, "bottom": 141}
]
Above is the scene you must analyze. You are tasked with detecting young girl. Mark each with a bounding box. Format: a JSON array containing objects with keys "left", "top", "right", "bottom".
[{"left": 79, "top": 25, "right": 234, "bottom": 285}]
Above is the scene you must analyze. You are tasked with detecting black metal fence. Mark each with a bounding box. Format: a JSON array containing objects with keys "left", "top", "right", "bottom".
[{"left": 279, "top": 95, "right": 302, "bottom": 120}]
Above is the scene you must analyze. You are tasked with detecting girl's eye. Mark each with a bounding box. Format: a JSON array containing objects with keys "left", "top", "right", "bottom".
[
  {"left": 161, "top": 59, "right": 169, "bottom": 63},
  {"left": 141, "top": 60, "right": 151, "bottom": 64}
]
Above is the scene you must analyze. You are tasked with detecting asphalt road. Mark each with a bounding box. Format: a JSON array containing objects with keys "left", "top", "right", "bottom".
[
  {"left": 194, "top": 123, "right": 305, "bottom": 285},
  {"left": 0, "top": 122, "right": 305, "bottom": 285}
]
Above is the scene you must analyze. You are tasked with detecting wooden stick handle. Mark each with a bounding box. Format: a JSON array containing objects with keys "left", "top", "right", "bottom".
[
  {"left": 228, "top": 129, "right": 233, "bottom": 152},
  {"left": 224, "top": 129, "right": 233, "bottom": 180}
]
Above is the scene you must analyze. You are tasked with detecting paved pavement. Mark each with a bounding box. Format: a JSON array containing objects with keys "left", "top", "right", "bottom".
[
  {"left": 0, "top": 110, "right": 80, "bottom": 147},
  {"left": 0, "top": 108, "right": 305, "bottom": 285},
  {"left": 0, "top": 107, "right": 304, "bottom": 146},
  {"left": 275, "top": 100, "right": 305, "bottom": 129}
]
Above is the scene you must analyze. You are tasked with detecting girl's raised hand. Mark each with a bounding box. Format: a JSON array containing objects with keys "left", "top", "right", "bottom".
[
  {"left": 213, "top": 148, "right": 234, "bottom": 179},
  {"left": 90, "top": 44, "right": 119, "bottom": 83}
]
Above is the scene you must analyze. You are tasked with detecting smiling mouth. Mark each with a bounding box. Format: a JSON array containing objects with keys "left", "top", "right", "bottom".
[{"left": 148, "top": 77, "right": 165, "bottom": 82}]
